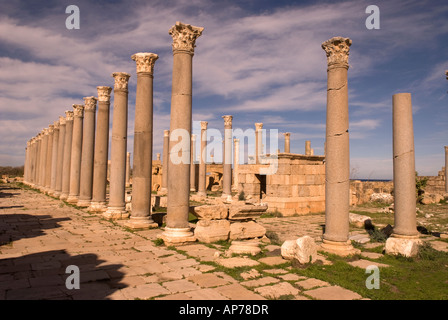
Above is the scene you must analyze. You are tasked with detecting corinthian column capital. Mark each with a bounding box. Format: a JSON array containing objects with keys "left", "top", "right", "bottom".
[
  {"left": 222, "top": 115, "right": 233, "bottom": 128},
  {"left": 169, "top": 21, "right": 204, "bottom": 55},
  {"left": 112, "top": 72, "right": 131, "bottom": 91},
  {"left": 65, "top": 110, "right": 74, "bottom": 121},
  {"left": 83, "top": 96, "right": 97, "bottom": 111},
  {"left": 255, "top": 123, "right": 263, "bottom": 131},
  {"left": 321, "top": 37, "right": 352, "bottom": 69},
  {"left": 59, "top": 116, "right": 66, "bottom": 126},
  {"left": 73, "top": 104, "right": 84, "bottom": 117},
  {"left": 131, "top": 52, "right": 159, "bottom": 74},
  {"left": 53, "top": 120, "right": 60, "bottom": 130},
  {"left": 200, "top": 121, "right": 208, "bottom": 130},
  {"left": 97, "top": 86, "right": 112, "bottom": 102}
]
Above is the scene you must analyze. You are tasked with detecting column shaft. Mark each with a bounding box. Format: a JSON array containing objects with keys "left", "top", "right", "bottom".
[
  {"left": 160, "top": 130, "right": 169, "bottom": 193},
  {"left": 49, "top": 122, "right": 60, "bottom": 195},
  {"left": 77, "top": 97, "right": 97, "bottom": 206},
  {"left": 54, "top": 117, "right": 66, "bottom": 197},
  {"left": 60, "top": 111, "right": 74, "bottom": 200},
  {"left": 222, "top": 115, "right": 233, "bottom": 197},
  {"left": 190, "top": 134, "right": 196, "bottom": 192},
  {"left": 67, "top": 105, "right": 84, "bottom": 204},
  {"left": 198, "top": 122, "right": 208, "bottom": 197}
]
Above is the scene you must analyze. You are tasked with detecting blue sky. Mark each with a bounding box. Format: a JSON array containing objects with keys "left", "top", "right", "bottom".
[{"left": 0, "top": 0, "right": 447, "bottom": 179}]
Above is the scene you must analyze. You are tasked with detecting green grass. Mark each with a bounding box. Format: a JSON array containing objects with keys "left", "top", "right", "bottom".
[{"left": 289, "top": 246, "right": 448, "bottom": 300}]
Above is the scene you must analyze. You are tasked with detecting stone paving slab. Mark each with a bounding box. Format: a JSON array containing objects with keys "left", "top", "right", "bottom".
[{"left": 304, "top": 285, "right": 362, "bottom": 300}]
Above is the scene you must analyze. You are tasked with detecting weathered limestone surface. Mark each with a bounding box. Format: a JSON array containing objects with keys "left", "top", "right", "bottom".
[
  {"left": 89, "top": 86, "right": 112, "bottom": 212},
  {"left": 197, "top": 121, "right": 208, "bottom": 197},
  {"left": 320, "top": 36, "right": 359, "bottom": 256},
  {"left": 53, "top": 116, "right": 66, "bottom": 198},
  {"left": 161, "top": 21, "right": 203, "bottom": 245},
  {"left": 67, "top": 104, "right": 84, "bottom": 204},
  {"left": 126, "top": 52, "right": 159, "bottom": 230},
  {"left": 77, "top": 96, "right": 97, "bottom": 207},
  {"left": 281, "top": 236, "right": 318, "bottom": 264},
  {"left": 222, "top": 115, "right": 233, "bottom": 197},
  {"left": 105, "top": 72, "right": 131, "bottom": 219},
  {"left": 192, "top": 204, "right": 228, "bottom": 220},
  {"left": 60, "top": 111, "right": 74, "bottom": 200},
  {"left": 194, "top": 219, "right": 230, "bottom": 243}
]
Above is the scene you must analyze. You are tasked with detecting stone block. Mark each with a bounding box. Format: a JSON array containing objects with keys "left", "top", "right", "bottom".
[
  {"left": 194, "top": 219, "right": 230, "bottom": 243},
  {"left": 229, "top": 221, "right": 266, "bottom": 240},
  {"left": 192, "top": 204, "right": 228, "bottom": 220},
  {"left": 228, "top": 204, "right": 268, "bottom": 220},
  {"left": 281, "top": 236, "right": 317, "bottom": 264},
  {"left": 385, "top": 237, "right": 422, "bottom": 257},
  {"left": 349, "top": 213, "right": 372, "bottom": 228}
]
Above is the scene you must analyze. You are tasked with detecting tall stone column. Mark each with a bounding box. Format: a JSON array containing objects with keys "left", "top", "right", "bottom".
[
  {"left": 125, "top": 152, "right": 131, "bottom": 187},
  {"left": 190, "top": 134, "right": 196, "bottom": 192},
  {"left": 54, "top": 116, "right": 66, "bottom": 198},
  {"left": 445, "top": 146, "right": 448, "bottom": 195},
  {"left": 157, "top": 153, "right": 161, "bottom": 161},
  {"left": 222, "top": 115, "right": 233, "bottom": 198},
  {"left": 255, "top": 123, "right": 263, "bottom": 164},
  {"left": 320, "top": 36, "right": 358, "bottom": 256},
  {"left": 44, "top": 124, "right": 55, "bottom": 193},
  {"left": 160, "top": 130, "right": 170, "bottom": 194},
  {"left": 197, "top": 121, "right": 208, "bottom": 197},
  {"left": 38, "top": 128, "right": 49, "bottom": 190},
  {"left": 161, "top": 21, "right": 203, "bottom": 244},
  {"left": 284, "top": 133, "right": 290, "bottom": 153},
  {"left": 49, "top": 120, "right": 60, "bottom": 195},
  {"left": 233, "top": 138, "right": 240, "bottom": 192},
  {"left": 104, "top": 72, "right": 131, "bottom": 219},
  {"left": 89, "top": 86, "right": 112, "bottom": 212},
  {"left": 77, "top": 97, "right": 97, "bottom": 207},
  {"left": 385, "top": 93, "right": 421, "bottom": 257},
  {"left": 60, "top": 111, "right": 74, "bottom": 200},
  {"left": 126, "top": 52, "right": 159, "bottom": 230},
  {"left": 67, "top": 104, "right": 84, "bottom": 204},
  {"left": 305, "top": 140, "right": 311, "bottom": 156}
]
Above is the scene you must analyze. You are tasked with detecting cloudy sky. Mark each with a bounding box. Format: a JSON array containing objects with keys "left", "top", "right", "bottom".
[{"left": 0, "top": 0, "right": 447, "bottom": 179}]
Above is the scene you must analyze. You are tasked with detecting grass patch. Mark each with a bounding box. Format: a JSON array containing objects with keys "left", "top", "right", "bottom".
[{"left": 260, "top": 211, "right": 283, "bottom": 218}]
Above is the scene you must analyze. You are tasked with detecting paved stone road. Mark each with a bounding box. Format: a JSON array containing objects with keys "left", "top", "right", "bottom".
[{"left": 0, "top": 184, "right": 365, "bottom": 300}]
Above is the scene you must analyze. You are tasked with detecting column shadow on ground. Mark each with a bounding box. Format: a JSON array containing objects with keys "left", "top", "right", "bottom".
[
  {"left": 0, "top": 250, "right": 126, "bottom": 300},
  {"left": 0, "top": 185, "right": 21, "bottom": 198}
]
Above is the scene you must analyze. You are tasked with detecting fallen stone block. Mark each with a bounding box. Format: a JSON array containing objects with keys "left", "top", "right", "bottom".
[
  {"left": 194, "top": 219, "right": 230, "bottom": 243},
  {"left": 229, "top": 221, "right": 266, "bottom": 240},
  {"left": 192, "top": 204, "right": 228, "bottom": 220}
]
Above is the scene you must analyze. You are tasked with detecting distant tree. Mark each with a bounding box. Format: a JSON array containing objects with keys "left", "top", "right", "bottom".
[{"left": 415, "top": 171, "right": 428, "bottom": 204}]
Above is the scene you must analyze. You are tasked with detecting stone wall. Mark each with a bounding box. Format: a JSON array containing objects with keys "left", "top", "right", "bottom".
[
  {"left": 419, "top": 166, "right": 445, "bottom": 195},
  {"left": 238, "top": 153, "right": 326, "bottom": 216},
  {"left": 349, "top": 180, "right": 394, "bottom": 206}
]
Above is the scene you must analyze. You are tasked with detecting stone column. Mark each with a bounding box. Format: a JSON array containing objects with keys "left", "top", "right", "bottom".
[
  {"left": 320, "top": 36, "right": 358, "bottom": 256},
  {"left": 89, "top": 86, "right": 112, "bottom": 212},
  {"left": 48, "top": 120, "right": 60, "bottom": 195},
  {"left": 60, "top": 111, "right": 74, "bottom": 200},
  {"left": 385, "top": 93, "right": 421, "bottom": 257},
  {"left": 255, "top": 123, "right": 263, "bottom": 164},
  {"left": 160, "top": 130, "right": 170, "bottom": 194},
  {"left": 67, "top": 104, "right": 84, "bottom": 204},
  {"left": 38, "top": 128, "right": 48, "bottom": 190},
  {"left": 33, "top": 134, "right": 41, "bottom": 187},
  {"left": 283, "top": 132, "right": 290, "bottom": 153},
  {"left": 157, "top": 153, "right": 161, "bottom": 161},
  {"left": 104, "top": 72, "right": 131, "bottom": 219},
  {"left": 391, "top": 93, "right": 417, "bottom": 237},
  {"left": 54, "top": 116, "right": 66, "bottom": 198},
  {"left": 233, "top": 138, "right": 240, "bottom": 192},
  {"left": 197, "top": 121, "right": 208, "bottom": 197},
  {"left": 126, "top": 52, "right": 159, "bottom": 230},
  {"left": 190, "top": 134, "right": 196, "bottom": 192},
  {"left": 77, "top": 97, "right": 97, "bottom": 207},
  {"left": 125, "top": 152, "right": 131, "bottom": 187},
  {"left": 161, "top": 21, "right": 203, "bottom": 245},
  {"left": 305, "top": 140, "right": 311, "bottom": 156},
  {"left": 445, "top": 146, "right": 448, "bottom": 195},
  {"left": 44, "top": 124, "right": 55, "bottom": 193},
  {"left": 222, "top": 115, "right": 233, "bottom": 198}
]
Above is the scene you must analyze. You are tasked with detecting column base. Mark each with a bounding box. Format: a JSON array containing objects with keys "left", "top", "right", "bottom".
[
  {"left": 103, "top": 207, "right": 129, "bottom": 220},
  {"left": 385, "top": 234, "right": 422, "bottom": 257},
  {"left": 76, "top": 199, "right": 91, "bottom": 207},
  {"left": 124, "top": 217, "right": 158, "bottom": 230},
  {"left": 190, "top": 188, "right": 196, "bottom": 192},
  {"left": 66, "top": 195, "right": 79, "bottom": 204},
  {"left": 159, "top": 227, "right": 196, "bottom": 246},
  {"left": 87, "top": 201, "right": 108, "bottom": 212},
  {"left": 53, "top": 191, "right": 61, "bottom": 198},
  {"left": 229, "top": 240, "right": 261, "bottom": 256},
  {"left": 320, "top": 239, "right": 360, "bottom": 257},
  {"left": 59, "top": 193, "right": 69, "bottom": 201}
]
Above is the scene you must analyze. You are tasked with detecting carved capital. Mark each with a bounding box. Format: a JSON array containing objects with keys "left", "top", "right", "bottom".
[
  {"left": 42, "top": 128, "right": 49, "bottom": 136},
  {"left": 200, "top": 121, "right": 208, "bottom": 130},
  {"left": 65, "top": 110, "right": 74, "bottom": 121},
  {"left": 321, "top": 37, "right": 352, "bottom": 69},
  {"left": 59, "top": 116, "right": 66, "bottom": 126},
  {"left": 131, "top": 52, "right": 158, "bottom": 74},
  {"left": 83, "top": 96, "right": 97, "bottom": 111},
  {"left": 112, "top": 72, "right": 131, "bottom": 91},
  {"left": 53, "top": 120, "right": 60, "bottom": 130},
  {"left": 169, "top": 21, "right": 204, "bottom": 55},
  {"left": 283, "top": 132, "right": 290, "bottom": 138},
  {"left": 222, "top": 115, "right": 233, "bottom": 128},
  {"left": 97, "top": 86, "right": 112, "bottom": 102},
  {"left": 72, "top": 104, "right": 84, "bottom": 117},
  {"left": 255, "top": 123, "right": 263, "bottom": 131},
  {"left": 164, "top": 130, "right": 170, "bottom": 137},
  {"left": 48, "top": 125, "right": 54, "bottom": 134}
]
